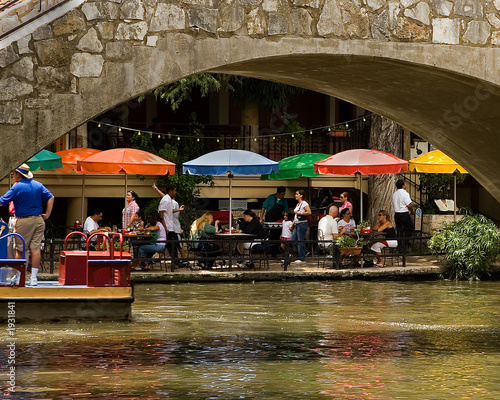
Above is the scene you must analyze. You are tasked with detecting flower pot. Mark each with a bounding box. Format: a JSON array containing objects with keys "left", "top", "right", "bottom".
[
  {"left": 340, "top": 247, "right": 362, "bottom": 256},
  {"left": 329, "top": 130, "right": 349, "bottom": 137}
]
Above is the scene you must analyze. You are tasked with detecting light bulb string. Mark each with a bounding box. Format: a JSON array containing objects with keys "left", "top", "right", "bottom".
[{"left": 91, "top": 113, "right": 372, "bottom": 141}]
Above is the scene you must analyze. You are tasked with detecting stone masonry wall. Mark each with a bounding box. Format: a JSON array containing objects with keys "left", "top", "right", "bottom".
[{"left": 0, "top": 0, "right": 499, "bottom": 126}]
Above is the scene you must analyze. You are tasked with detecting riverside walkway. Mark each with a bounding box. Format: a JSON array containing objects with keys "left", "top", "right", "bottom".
[{"left": 37, "top": 256, "right": 448, "bottom": 284}]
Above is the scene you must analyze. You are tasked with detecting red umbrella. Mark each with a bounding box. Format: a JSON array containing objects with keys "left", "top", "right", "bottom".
[
  {"left": 78, "top": 148, "right": 176, "bottom": 226},
  {"left": 314, "top": 149, "right": 408, "bottom": 219}
]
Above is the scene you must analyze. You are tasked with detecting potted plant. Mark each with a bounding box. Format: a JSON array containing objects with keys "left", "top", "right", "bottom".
[
  {"left": 329, "top": 124, "right": 351, "bottom": 137},
  {"left": 336, "top": 235, "right": 364, "bottom": 256}
]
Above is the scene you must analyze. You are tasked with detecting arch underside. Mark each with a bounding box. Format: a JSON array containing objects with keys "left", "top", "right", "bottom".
[{"left": 2, "top": 37, "right": 499, "bottom": 200}]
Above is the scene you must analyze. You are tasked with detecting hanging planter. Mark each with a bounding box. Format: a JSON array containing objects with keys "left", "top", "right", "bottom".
[
  {"left": 339, "top": 247, "right": 362, "bottom": 256},
  {"left": 328, "top": 125, "right": 351, "bottom": 137}
]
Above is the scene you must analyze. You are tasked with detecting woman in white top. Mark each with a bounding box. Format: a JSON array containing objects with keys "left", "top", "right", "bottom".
[
  {"left": 337, "top": 208, "right": 356, "bottom": 235},
  {"left": 290, "top": 190, "right": 311, "bottom": 263}
]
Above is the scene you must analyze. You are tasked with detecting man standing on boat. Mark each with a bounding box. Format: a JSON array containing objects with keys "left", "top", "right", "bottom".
[{"left": 0, "top": 164, "right": 54, "bottom": 286}]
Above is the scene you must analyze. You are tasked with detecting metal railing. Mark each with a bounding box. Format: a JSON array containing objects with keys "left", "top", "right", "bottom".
[{"left": 39, "top": 234, "right": 436, "bottom": 274}]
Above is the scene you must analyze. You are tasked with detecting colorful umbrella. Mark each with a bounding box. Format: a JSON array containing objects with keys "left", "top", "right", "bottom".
[
  {"left": 262, "top": 153, "right": 331, "bottom": 180},
  {"left": 55, "top": 148, "right": 103, "bottom": 222},
  {"left": 409, "top": 149, "right": 467, "bottom": 220},
  {"left": 78, "top": 148, "right": 176, "bottom": 225},
  {"left": 315, "top": 149, "right": 408, "bottom": 220},
  {"left": 26, "top": 149, "right": 63, "bottom": 171},
  {"left": 183, "top": 149, "right": 279, "bottom": 230}
]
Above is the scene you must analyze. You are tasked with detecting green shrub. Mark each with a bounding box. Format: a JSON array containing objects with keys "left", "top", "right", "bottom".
[{"left": 428, "top": 214, "right": 500, "bottom": 280}]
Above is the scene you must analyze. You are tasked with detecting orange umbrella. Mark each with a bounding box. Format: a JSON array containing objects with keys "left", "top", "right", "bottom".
[
  {"left": 55, "top": 148, "right": 103, "bottom": 222},
  {"left": 77, "top": 148, "right": 175, "bottom": 175},
  {"left": 55, "top": 148, "right": 103, "bottom": 173},
  {"left": 78, "top": 148, "right": 175, "bottom": 226}
]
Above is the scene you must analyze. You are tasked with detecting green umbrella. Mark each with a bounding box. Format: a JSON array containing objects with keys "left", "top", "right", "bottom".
[
  {"left": 262, "top": 153, "right": 331, "bottom": 180},
  {"left": 26, "top": 149, "right": 63, "bottom": 171}
]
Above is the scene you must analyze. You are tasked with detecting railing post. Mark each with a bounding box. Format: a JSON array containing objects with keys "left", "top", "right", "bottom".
[{"left": 49, "top": 238, "right": 55, "bottom": 274}]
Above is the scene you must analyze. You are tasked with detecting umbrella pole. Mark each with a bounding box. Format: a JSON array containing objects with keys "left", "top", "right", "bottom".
[
  {"left": 125, "top": 173, "right": 128, "bottom": 227},
  {"left": 357, "top": 173, "right": 363, "bottom": 222},
  {"left": 228, "top": 173, "right": 233, "bottom": 234},
  {"left": 81, "top": 175, "right": 85, "bottom": 223},
  {"left": 454, "top": 173, "right": 457, "bottom": 222}
]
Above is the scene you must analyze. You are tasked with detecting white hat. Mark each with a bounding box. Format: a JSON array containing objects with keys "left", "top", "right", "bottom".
[{"left": 16, "top": 163, "right": 33, "bottom": 179}]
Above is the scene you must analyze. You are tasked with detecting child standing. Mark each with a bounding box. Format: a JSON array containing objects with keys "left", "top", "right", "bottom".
[{"left": 280, "top": 210, "right": 293, "bottom": 250}]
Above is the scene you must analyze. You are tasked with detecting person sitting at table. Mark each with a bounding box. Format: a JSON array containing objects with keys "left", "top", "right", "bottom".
[
  {"left": 134, "top": 213, "right": 166, "bottom": 271},
  {"left": 369, "top": 210, "right": 398, "bottom": 268},
  {"left": 337, "top": 208, "right": 356, "bottom": 235},
  {"left": 127, "top": 210, "right": 145, "bottom": 232},
  {"left": 317, "top": 204, "right": 340, "bottom": 257},
  {"left": 83, "top": 208, "right": 111, "bottom": 250},
  {"left": 189, "top": 212, "right": 221, "bottom": 269},
  {"left": 240, "top": 210, "right": 268, "bottom": 254}
]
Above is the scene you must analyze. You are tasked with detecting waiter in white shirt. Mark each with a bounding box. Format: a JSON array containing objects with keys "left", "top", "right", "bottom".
[{"left": 392, "top": 179, "right": 414, "bottom": 252}]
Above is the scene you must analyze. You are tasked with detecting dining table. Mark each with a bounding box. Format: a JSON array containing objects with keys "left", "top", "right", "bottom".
[{"left": 213, "top": 232, "right": 256, "bottom": 270}]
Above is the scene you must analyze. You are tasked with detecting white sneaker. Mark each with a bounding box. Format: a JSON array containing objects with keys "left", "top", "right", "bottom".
[
  {"left": 326, "top": 255, "right": 333, "bottom": 259},
  {"left": 29, "top": 278, "right": 38, "bottom": 287},
  {"left": 293, "top": 260, "right": 305, "bottom": 264}
]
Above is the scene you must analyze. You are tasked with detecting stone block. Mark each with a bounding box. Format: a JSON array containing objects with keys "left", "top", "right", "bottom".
[
  {"left": 35, "top": 66, "right": 70, "bottom": 91},
  {"left": 70, "top": 53, "right": 104, "bottom": 77},
  {"left": 0, "top": 45, "right": 19, "bottom": 68},
  {"left": 487, "top": 13, "right": 500, "bottom": 30},
  {"left": 317, "top": 0, "right": 345, "bottom": 37},
  {"left": 116, "top": 21, "right": 148, "bottom": 40},
  {"left": 247, "top": 8, "right": 265, "bottom": 36},
  {"left": 150, "top": 4, "right": 185, "bottom": 31},
  {"left": 291, "top": 0, "right": 321, "bottom": 8},
  {"left": 77, "top": 28, "right": 104, "bottom": 52},
  {"left": 12, "top": 57, "right": 35, "bottom": 81},
  {"left": 24, "top": 98, "right": 50, "bottom": 108},
  {"left": 492, "top": 31, "right": 500, "bottom": 46},
  {"left": 237, "top": 0, "right": 262, "bottom": 5},
  {"left": 432, "top": 18, "right": 460, "bottom": 44},
  {"left": 400, "top": 0, "right": 419, "bottom": 7},
  {"left": 366, "top": 0, "right": 386, "bottom": 11},
  {"left": 52, "top": 10, "right": 87, "bottom": 36},
  {"left": 146, "top": 35, "right": 158, "bottom": 46},
  {"left": 0, "top": 16, "right": 21, "bottom": 35},
  {"left": 219, "top": 5, "right": 245, "bottom": 33},
  {"left": 32, "top": 25, "right": 53, "bottom": 41},
  {"left": 454, "top": 0, "right": 483, "bottom": 18},
  {"left": 430, "top": 0, "right": 453, "bottom": 16},
  {"left": 188, "top": 8, "right": 218, "bottom": 33},
  {"left": 121, "top": 0, "right": 145, "bottom": 20},
  {"left": 0, "top": 77, "right": 33, "bottom": 101},
  {"left": 182, "top": 0, "right": 215, "bottom": 6},
  {"left": 291, "top": 9, "right": 313, "bottom": 36},
  {"left": 404, "top": 2, "right": 430, "bottom": 26},
  {"left": 263, "top": 0, "right": 279, "bottom": 12},
  {"left": 421, "top": 214, "right": 464, "bottom": 235},
  {"left": 17, "top": 35, "right": 32, "bottom": 55},
  {"left": 106, "top": 42, "right": 132, "bottom": 60},
  {"left": 268, "top": 13, "right": 288, "bottom": 36},
  {"left": 463, "top": 20, "right": 490, "bottom": 45},
  {"left": 371, "top": 9, "right": 389, "bottom": 40},
  {"left": 96, "top": 22, "right": 115, "bottom": 39},
  {"left": 0, "top": 102, "right": 22, "bottom": 124},
  {"left": 394, "top": 16, "right": 431, "bottom": 40},
  {"left": 34, "top": 38, "right": 71, "bottom": 66}
]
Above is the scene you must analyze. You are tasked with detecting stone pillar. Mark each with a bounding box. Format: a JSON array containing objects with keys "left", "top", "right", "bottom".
[
  {"left": 76, "top": 123, "right": 87, "bottom": 148},
  {"left": 403, "top": 128, "right": 411, "bottom": 160}
]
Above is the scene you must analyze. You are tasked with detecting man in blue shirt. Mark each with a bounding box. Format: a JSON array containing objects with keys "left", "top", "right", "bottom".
[{"left": 0, "top": 164, "right": 54, "bottom": 286}]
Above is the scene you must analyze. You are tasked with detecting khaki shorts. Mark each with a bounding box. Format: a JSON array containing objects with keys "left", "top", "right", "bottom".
[{"left": 15, "top": 216, "right": 45, "bottom": 252}]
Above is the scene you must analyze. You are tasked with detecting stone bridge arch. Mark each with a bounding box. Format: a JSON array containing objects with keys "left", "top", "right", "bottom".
[{"left": 1, "top": 0, "right": 500, "bottom": 199}]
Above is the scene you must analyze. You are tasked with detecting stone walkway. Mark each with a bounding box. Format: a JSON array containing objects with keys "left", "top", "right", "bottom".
[{"left": 38, "top": 255, "right": 448, "bottom": 283}]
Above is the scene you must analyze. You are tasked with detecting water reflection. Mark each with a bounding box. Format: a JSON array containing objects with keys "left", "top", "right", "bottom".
[{"left": 2, "top": 281, "right": 500, "bottom": 399}]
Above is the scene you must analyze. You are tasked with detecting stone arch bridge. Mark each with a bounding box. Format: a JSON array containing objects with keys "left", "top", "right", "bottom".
[{"left": 1, "top": 0, "right": 500, "bottom": 200}]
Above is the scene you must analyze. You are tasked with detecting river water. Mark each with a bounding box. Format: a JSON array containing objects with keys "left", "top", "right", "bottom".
[{"left": 2, "top": 280, "right": 500, "bottom": 399}]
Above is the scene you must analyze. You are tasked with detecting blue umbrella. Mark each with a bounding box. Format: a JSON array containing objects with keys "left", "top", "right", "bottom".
[{"left": 183, "top": 150, "right": 279, "bottom": 230}]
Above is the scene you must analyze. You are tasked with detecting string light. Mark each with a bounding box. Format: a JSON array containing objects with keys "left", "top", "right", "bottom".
[{"left": 90, "top": 114, "right": 372, "bottom": 142}]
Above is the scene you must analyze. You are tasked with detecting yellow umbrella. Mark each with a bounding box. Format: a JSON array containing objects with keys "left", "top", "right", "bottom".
[{"left": 408, "top": 150, "right": 467, "bottom": 220}]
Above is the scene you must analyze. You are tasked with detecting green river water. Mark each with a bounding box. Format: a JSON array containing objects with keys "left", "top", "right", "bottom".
[{"left": 2, "top": 280, "right": 500, "bottom": 399}]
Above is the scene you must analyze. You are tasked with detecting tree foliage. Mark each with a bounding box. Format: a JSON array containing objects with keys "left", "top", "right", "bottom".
[
  {"left": 148, "top": 73, "right": 303, "bottom": 113},
  {"left": 419, "top": 172, "right": 466, "bottom": 213},
  {"left": 428, "top": 214, "right": 500, "bottom": 280},
  {"left": 130, "top": 113, "right": 213, "bottom": 230}
]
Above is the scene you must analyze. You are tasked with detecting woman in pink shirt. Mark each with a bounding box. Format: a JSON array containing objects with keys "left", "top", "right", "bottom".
[{"left": 339, "top": 191, "right": 353, "bottom": 215}]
